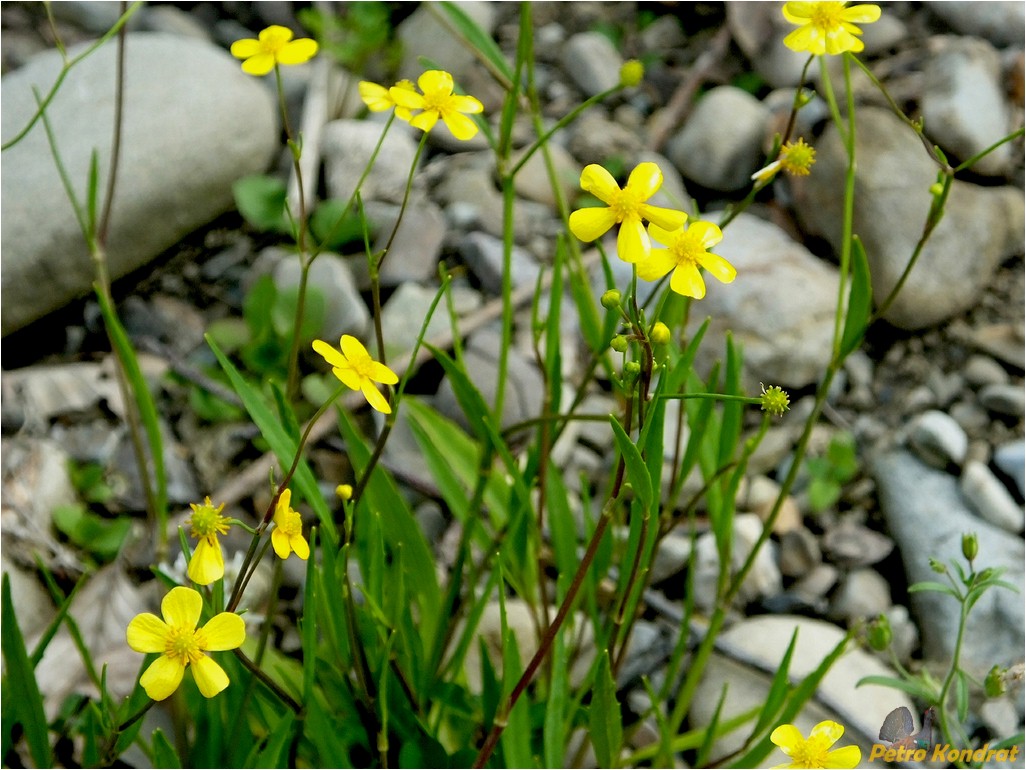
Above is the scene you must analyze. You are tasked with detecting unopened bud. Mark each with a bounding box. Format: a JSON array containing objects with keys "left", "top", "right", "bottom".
[
  {"left": 867, "top": 614, "right": 892, "bottom": 651},
  {"left": 623, "top": 361, "right": 641, "bottom": 382},
  {"left": 336, "top": 484, "right": 353, "bottom": 501},
  {"left": 650, "top": 321, "right": 671, "bottom": 346},
  {"left": 985, "top": 665, "right": 1007, "bottom": 697},
  {"left": 619, "top": 60, "right": 645, "bottom": 88},
  {"left": 929, "top": 557, "right": 948, "bottom": 575},
  {"left": 601, "top": 289, "right": 622, "bottom": 309},
  {"left": 962, "top": 532, "right": 979, "bottom": 563},
  {"left": 611, "top": 335, "right": 629, "bottom": 353}
]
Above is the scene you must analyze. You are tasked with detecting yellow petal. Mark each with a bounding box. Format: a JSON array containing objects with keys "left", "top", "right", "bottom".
[
  {"left": 191, "top": 655, "right": 230, "bottom": 698},
  {"left": 241, "top": 54, "right": 276, "bottom": 76},
  {"left": 332, "top": 365, "right": 363, "bottom": 391},
  {"left": 274, "top": 489, "right": 292, "bottom": 526},
  {"left": 290, "top": 534, "right": 311, "bottom": 560},
  {"left": 697, "top": 251, "right": 737, "bottom": 285},
  {"left": 771, "top": 724, "right": 803, "bottom": 751},
  {"left": 339, "top": 335, "right": 369, "bottom": 362},
  {"left": 641, "top": 205, "right": 688, "bottom": 232},
  {"left": 825, "top": 745, "right": 862, "bottom": 769},
  {"left": 569, "top": 206, "right": 617, "bottom": 242},
  {"left": 277, "top": 38, "right": 318, "bottom": 65},
  {"left": 616, "top": 217, "right": 650, "bottom": 264},
  {"left": 229, "top": 39, "right": 261, "bottom": 59},
  {"left": 361, "top": 380, "right": 392, "bottom": 414},
  {"left": 450, "top": 94, "right": 484, "bottom": 114},
  {"left": 127, "top": 613, "right": 169, "bottom": 653},
  {"left": 579, "top": 164, "right": 621, "bottom": 204},
  {"left": 842, "top": 4, "right": 881, "bottom": 23},
  {"left": 359, "top": 82, "right": 393, "bottom": 111},
  {"left": 409, "top": 111, "right": 439, "bottom": 133},
  {"left": 390, "top": 87, "right": 424, "bottom": 109},
  {"left": 260, "top": 25, "right": 294, "bottom": 43},
  {"left": 312, "top": 338, "right": 346, "bottom": 368},
  {"left": 670, "top": 263, "right": 706, "bottom": 299},
  {"left": 688, "top": 220, "right": 723, "bottom": 249},
  {"left": 140, "top": 655, "right": 185, "bottom": 701},
  {"left": 200, "top": 613, "right": 246, "bottom": 651},
  {"left": 782, "top": 2, "right": 815, "bottom": 23},
  {"left": 625, "top": 162, "right": 663, "bottom": 201},
  {"left": 783, "top": 27, "right": 819, "bottom": 54},
  {"left": 636, "top": 249, "right": 676, "bottom": 282},
  {"left": 367, "top": 360, "right": 399, "bottom": 385},
  {"left": 271, "top": 527, "right": 292, "bottom": 559},
  {"left": 187, "top": 537, "right": 224, "bottom": 586},
  {"left": 809, "top": 721, "right": 844, "bottom": 748},
  {"left": 647, "top": 222, "right": 681, "bottom": 247},
  {"left": 442, "top": 111, "right": 480, "bottom": 141},
  {"left": 161, "top": 586, "right": 202, "bottom": 629},
  {"left": 418, "top": 69, "right": 454, "bottom": 96}
]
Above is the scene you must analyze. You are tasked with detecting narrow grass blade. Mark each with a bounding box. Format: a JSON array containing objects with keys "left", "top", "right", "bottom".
[
  {"left": 151, "top": 728, "right": 182, "bottom": 768},
  {"left": 437, "top": 2, "right": 513, "bottom": 84},
  {"left": 610, "top": 416, "right": 653, "bottom": 515},
  {"left": 839, "top": 235, "right": 872, "bottom": 360},
  {"left": 590, "top": 649, "right": 623, "bottom": 769}
]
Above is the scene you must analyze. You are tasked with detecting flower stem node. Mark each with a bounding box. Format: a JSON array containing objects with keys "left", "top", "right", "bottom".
[
  {"left": 601, "top": 289, "right": 622, "bottom": 310},
  {"left": 610, "top": 335, "right": 629, "bottom": 354},
  {"left": 760, "top": 384, "right": 791, "bottom": 417},
  {"left": 126, "top": 587, "right": 245, "bottom": 700}
]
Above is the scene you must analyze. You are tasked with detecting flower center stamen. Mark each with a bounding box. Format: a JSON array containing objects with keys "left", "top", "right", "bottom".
[
  {"left": 280, "top": 510, "right": 304, "bottom": 538},
  {"left": 165, "top": 625, "right": 203, "bottom": 666},
  {"left": 189, "top": 499, "right": 228, "bottom": 539}
]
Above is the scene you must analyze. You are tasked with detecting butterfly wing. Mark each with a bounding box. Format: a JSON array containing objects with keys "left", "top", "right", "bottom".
[{"left": 879, "top": 706, "right": 915, "bottom": 742}]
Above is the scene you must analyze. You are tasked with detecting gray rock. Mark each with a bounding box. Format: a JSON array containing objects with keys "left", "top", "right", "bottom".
[
  {"left": 140, "top": 4, "right": 212, "bottom": 40},
  {"left": 350, "top": 198, "right": 447, "bottom": 288},
  {"left": 994, "top": 441, "right": 1025, "bottom": 497},
  {"left": 322, "top": 119, "right": 420, "bottom": 205},
  {"left": 922, "top": 37, "right": 1013, "bottom": 176},
  {"left": 820, "top": 519, "right": 895, "bottom": 568},
  {"left": 950, "top": 399, "right": 992, "bottom": 437},
  {"left": 1, "top": 33, "right": 278, "bottom": 336},
  {"left": 667, "top": 86, "right": 771, "bottom": 192},
  {"left": 926, "top": 1, "right": 1026, "bottom": 47},
  {"left": 778, "top": 527, "right": 822, "bottom": 578},
  {"left": 511, "top": 141, "right": 580, "bottom": 210},
  {"left": 683, "top": 212, "right": 839, "bottom": 390},
  {"left": 396, "top": 1, "right": 496, "bottom": 84},
  {"left": 883, "top": 604, "right": 919, "bottom": 666},
  {"left": 110, "top": 422, "right": 200, "bottom": 509},
  {"left": 791, "top": 107, "right": 1024, "bottom": 330},
  {"left": 567, "top": 109, "right": 643, "bottom": 166},
  {"left": 831, "top": 568, "right": 892, "bottom": 621},
  {"left": 692, "top": 513, "right": 781, "bottom": 612},
  {"left": 792, "top": 563, "right": 840, "bottom": 603},
  {"left": 562, "top": 31, "right": 622, "bottom": 97},
  {"left": 961, "top": 460, "right": 1024, "bottom": 533},
  {"left": 459, "top": 231, "right": 541, "bottom": 294},
  {"left": 51, "top": 1, "right": 127, "bottom": 33},
  {"left": 725, "top": 2, "right": 809, "bottom": 89},
  {"left": 870, "top": 449, "right": 1025, "bottom": 676},
  {"left": 965, "top": 354, "right": 1010, "bottom": 388},
  {"left": 433, "top": 327, "right": 545, "bottom": 432},
  {"left": 690, "top": 615, "right": 916, "bottom": 762},
  {"left": 272, "top": 251, "right": 369, "bottom": 339},
  {"left": 1, "top": 554, "right": 56, "bottom": 641},
  {"left": 978, "top": 383, "right": 1026, "bottom": 418},
  {"left": 651, "top": 531, "right": 693, "bottom": 584},
  {"left": 907, "top": 409, "right": 969, "bottom": 468},
  {"left": 637, "top": 150, "right": 694, "bottom": 214},
  {"left": 962, "top": 321, "right": 1026, "bottom": 370},
  {"left": 379, "top": 281, "right": 481, "bottom": 360}
]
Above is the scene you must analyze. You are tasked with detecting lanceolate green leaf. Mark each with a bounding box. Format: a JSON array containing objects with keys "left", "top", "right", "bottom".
[
  {"left": 590, "top": 649, "right": 623, "bottom": 768},
  {"left": 609, "top": 417, "right": 653, "bottom": 515},
  {"left": 839, "top": 235, "right": 873, "bottom": 360}
]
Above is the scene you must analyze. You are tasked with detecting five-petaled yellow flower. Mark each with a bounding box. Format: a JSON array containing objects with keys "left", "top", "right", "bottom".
[
  {"left": 358, "top": 79, "right": 416, "bottom": 121},
  {"left": 389, "top": 70, "right": 484, "bottom": 141},
  {"left": 569, "top": 163, "right": 687, "bottom": 265},
  {"left": 782, "top": 2, "right": 882, "bottom": 56},
  {"left": 271, "top": 489, "right": 310, "bottom": 561},
  {"left": 312, "top": 335, "right": 399, "bottom": 414},
  {"left": 127, "top": 586, "right": 245, "bottom": 701},
  {"left": 186, "top": 497, "right": 230, "bottom": 586},
  {"left": 230, "top": 25, "right": 318, "bottom": 76},
  {"left": 637, "top": 220, "right": 737, "bottom": 299},
  {"left": 770, "top": 721, "right": 862, "bottom": 769}
]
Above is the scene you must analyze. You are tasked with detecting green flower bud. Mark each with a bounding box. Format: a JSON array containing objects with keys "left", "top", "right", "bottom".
[
  {"left": 601, "top": 289, "right": 622, "bottom": 309},
  {"left": 977, "top": 567, "right": 996, "bottom": 583},
  {"left": 623, "top": 361, "right": 641, "bottom": 382},
  {"left": 929, "top": 557, "right": 948, "bottom": 575},
  {"left": 650, "top": 321, "right": 671, "bottom": 346},
  {"left": 985, "top": 665, "right": 1007, "bottom": 697},
  {"left": 867, "top": 614, "right": 892, "bottom": 651},
  {"left": 619, "top": 60, "right": 645, "bottom": 88},
  {"left": 760, "top": 384, "right": 790, "bottom": 417},
  {"left": 962, "top": 532, "right": 979, "bottom": 563},
  {"left": 929, "top": 182, "right": 944, "bottom": 197},
  {"left": 611, "top": 334, "right": 629, "bottom": 353}
]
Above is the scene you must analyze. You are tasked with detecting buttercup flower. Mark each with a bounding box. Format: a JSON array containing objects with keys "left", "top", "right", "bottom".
[
  {"left": 358, "top": 79, "right": 416, "bottom": 121},
  {"left": 761, "top": 384, "right": 791, "bottom": 417},
  {"left": 782, "top": 2, "right": 882, "bottom": 56},
  {"left": 127, "top": 586, "right": 245, "bottom": 700},
  {"left": 312, "top": 335, "right": 399, "bottom": 414},
  {"left": 271, "top": 488, "right": 309, "bottom": 561},
  {"left": 389, "top": 70, "right": 484, "bottom": 141},
  {"left": 637, "top": 220, "right": 736, "bottom": 299},
  {"left": 186, "top": 497, "right": 230, "bottom": 585},
  {"left": 752, "top": 138, "right": 817, "bottom": 185},
  {"left": 770, "top": 721, "right": 861, "bottom": 769},
  {"left": 569, "top": 163, "right": 687, "bottom": 264},
  {"left": 230, "top": 26, "right": 318, "bottom": 76}
]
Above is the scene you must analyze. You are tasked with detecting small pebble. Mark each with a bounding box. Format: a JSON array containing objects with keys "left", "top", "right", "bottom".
[
  {"left": 961, "top": 460, "right": 1025, "bottom": 533},
  {"left": 978, "top": 383, "right": 1026, "bottom": 418},
  {"left": 965, "top": 354, "right": 1009, "bottom": 389},
  {"left": 993, "top": 441, "right": 1025, "bottom": 498},
  {"left": 907, "top": 409, "right": 969, "bottom": 468}
]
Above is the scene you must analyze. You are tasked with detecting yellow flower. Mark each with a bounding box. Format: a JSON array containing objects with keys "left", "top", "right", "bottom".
[
  {"left": 637, "top": 220, "right": 737, "bottom": 299},
  {"left": 126, "top": 586, "right": 245, "bottom": 701},
  {"left": 569, "top": 163, "right": 687, "bottom": 264},
  {"left": 782, "top": 2, "right": 882, "bottom": 56},
  {"left": 271, "top": 489, "right": 309, "bottom": 561},
  {"left": 389, "top": 70, "right": 484, "bottom": 141},
  {"left": 752, "top": 138, "right": 817, "bottom": 185},
  {"left": 335, "top": 484, "right": 353, "bottom": 501},
  {"left": 186, "top": 497, "right": 230, "bottom": 586},
  {"left": 770, "top": 721, "right": 862, "bottom": 769},
  {"left": 358, "top": 79, "right": 415, "bottom": 121},
  {"left": 312, "top": 335, "right": 399, "bottom": 414},
  {"left": 230, "top": 25, "right": 318, "bottom": 76}
]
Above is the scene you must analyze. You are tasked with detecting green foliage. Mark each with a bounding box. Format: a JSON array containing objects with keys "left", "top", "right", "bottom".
[
  {"left": 298, "top": 3, "right": 402, "bottom": 76},
  {"left": 52, "top": 504, "right": 131, "bottom": 562},
  {"left": 804, "top": 431, "right": 859, "bottom": 513}
]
